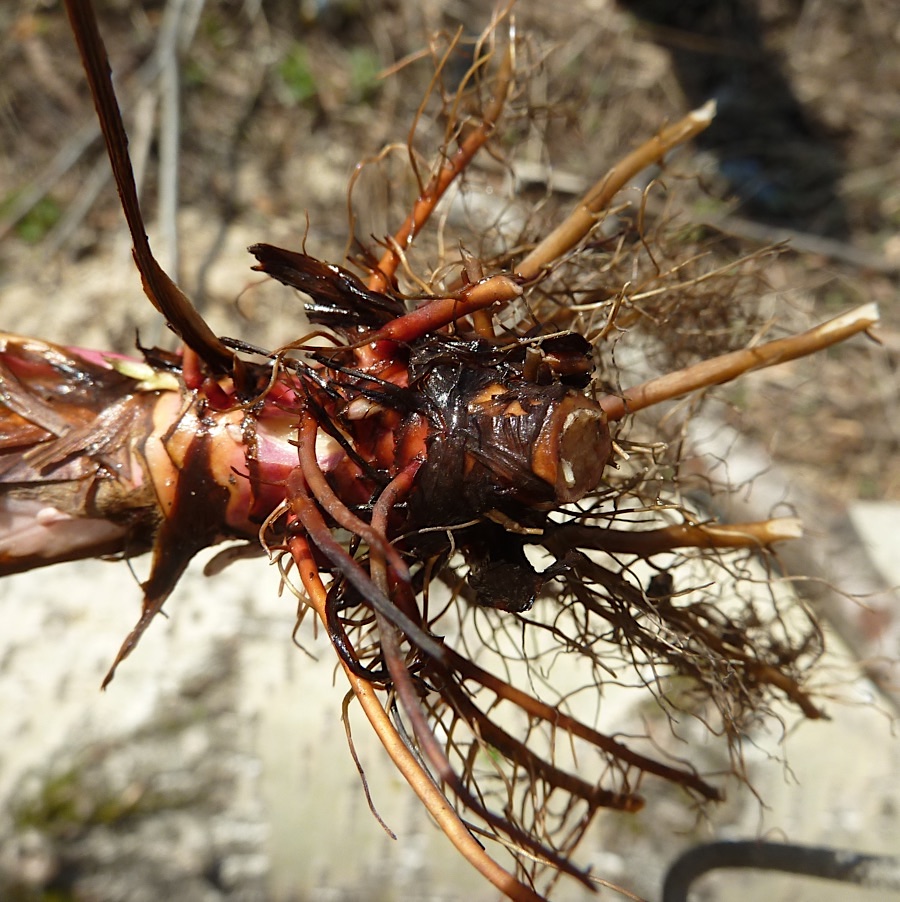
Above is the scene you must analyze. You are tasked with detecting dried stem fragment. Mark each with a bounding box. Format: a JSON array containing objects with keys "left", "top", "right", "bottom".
[{"left": 63, "top": 0, "right": 234, "bottom": 376}]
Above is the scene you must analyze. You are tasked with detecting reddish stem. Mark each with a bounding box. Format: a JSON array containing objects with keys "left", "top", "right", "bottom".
[
  {"left": 368, "top": 46, "right": 513, "bottom": 292},
  {"left": 357, "top": 275, "right": 522, "bottom": 351},
  {"left": 296, "top": 411, "right": 410, "bottom": 582}
]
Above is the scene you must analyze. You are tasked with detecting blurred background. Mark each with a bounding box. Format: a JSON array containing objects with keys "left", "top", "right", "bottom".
[{"left": 0, "top": 0, "right": 898, "bottom": 899}]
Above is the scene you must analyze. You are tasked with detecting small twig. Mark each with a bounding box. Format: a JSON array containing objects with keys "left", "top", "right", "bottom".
[
  {"left": 128, "top": 88, "right": 159, "bottom": 204},
  {"left": 157, "top": 0, "right": 187, "bottom": 280},
  {"left": 0, "top": 5, "right": 191, "bottom": 249},
  {"left": 701, "top": 213, "right": 900, "bottom": 275},
  {"left": 42, "top": 153, "right": 112, "bottom": 255},
  {"left": 0, "top": 119, "right": 100, "bottom": 243},
  {"left": 154, "top": 0, "right": 205, "bottom": 278}
]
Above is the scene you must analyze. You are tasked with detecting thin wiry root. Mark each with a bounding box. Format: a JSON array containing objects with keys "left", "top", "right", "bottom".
[
  {"left": 286, "top": 523, "right": 546, "bottom": 902},
  {"left": 368, "top": 15, "right": 515, "bottom": 292}
]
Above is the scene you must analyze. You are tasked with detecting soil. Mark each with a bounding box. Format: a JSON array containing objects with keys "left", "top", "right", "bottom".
[{"left": 0, "top": 1, "right": 899, "bottom": 899}]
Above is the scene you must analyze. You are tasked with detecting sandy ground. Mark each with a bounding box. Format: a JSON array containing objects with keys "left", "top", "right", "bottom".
[{"left": 0, "top": 498, "right": 897, "bottom": 901}]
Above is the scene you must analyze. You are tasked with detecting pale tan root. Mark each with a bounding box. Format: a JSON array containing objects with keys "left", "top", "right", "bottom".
[
  {"left": 599, "top": 302, "right": 880, "bottom": 422},
  {"left": 287, "top": 532, "right": 546, "bottom": 902},
  {"left": 550, "top": 518, "right": 804, "bottom": 556},
  {"left": 515, "top": 101, "right": 716, "bottom": 282}
]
